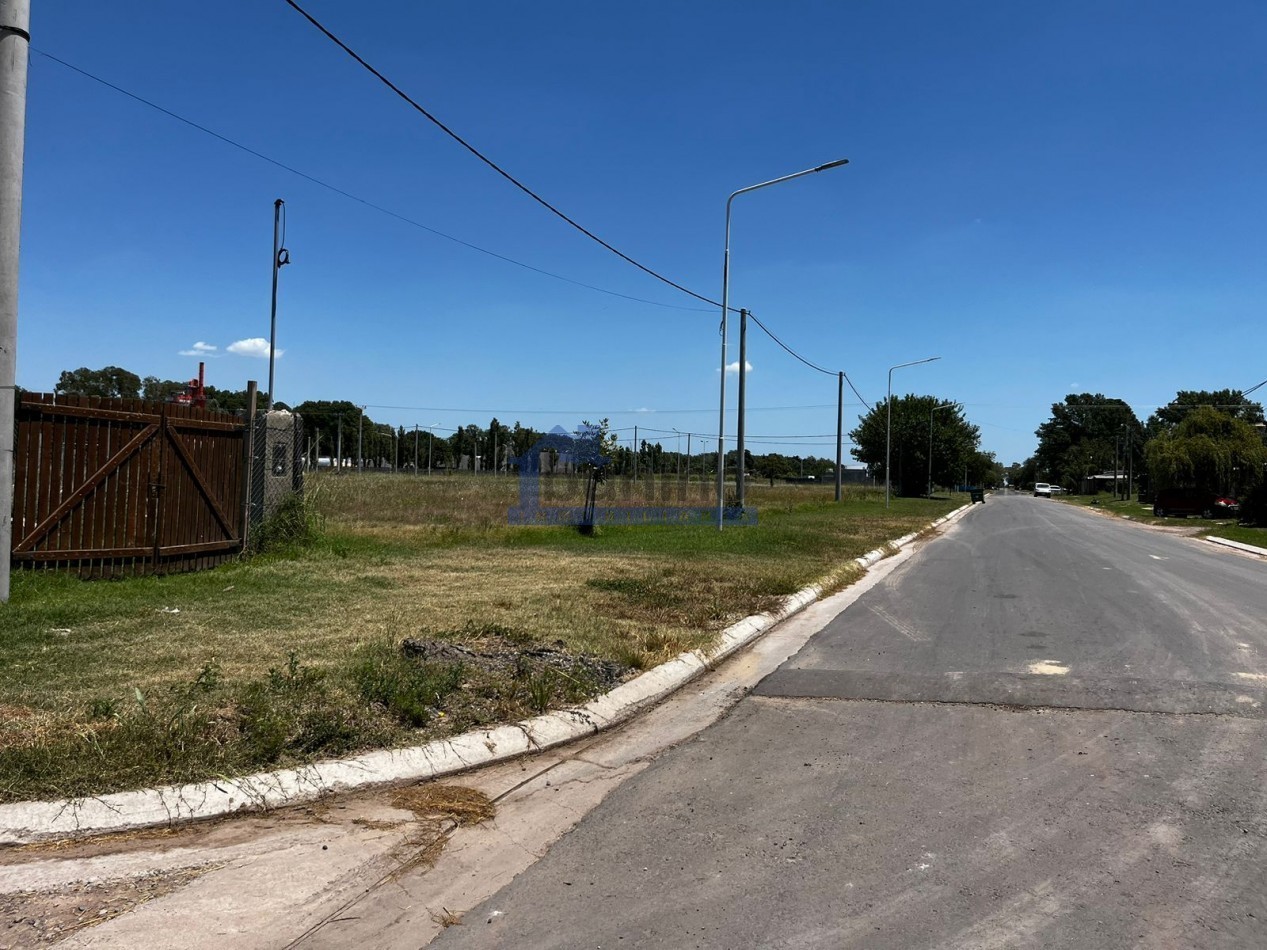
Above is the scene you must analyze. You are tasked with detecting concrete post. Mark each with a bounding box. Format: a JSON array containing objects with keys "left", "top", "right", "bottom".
[{"left": 0, "top": 0, "right": 31, "bottom": 604}]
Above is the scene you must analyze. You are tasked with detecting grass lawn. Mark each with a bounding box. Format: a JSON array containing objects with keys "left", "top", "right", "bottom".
[
  {"left": 1, "top": 473, "right": 963, "bottom": 803},
  {"left": 1056, "top": 492, "right": 1266, "bottom": 546}
]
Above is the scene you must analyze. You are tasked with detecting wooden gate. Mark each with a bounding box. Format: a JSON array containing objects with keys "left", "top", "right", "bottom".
[{"left": 11, "top": 394, "right": 247, "bottom": 576}]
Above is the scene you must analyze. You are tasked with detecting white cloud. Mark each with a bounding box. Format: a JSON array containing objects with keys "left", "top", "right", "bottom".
[
  {"left": 178, "top": 341, "right": 218, "bottom": 357},
  {"left": 723, "top": 360, "right": 754, "bottom": 374},
  {"left": 227, "top": 338, "right": 280, "bottom": 359}
]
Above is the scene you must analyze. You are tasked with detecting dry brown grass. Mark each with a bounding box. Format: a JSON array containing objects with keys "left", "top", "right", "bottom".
[
  {"left": 2, "top": 472, "right": 961, "bottom": 801},
  {"left": 391, "top": 783, "right": 496, "bottom": 826}
]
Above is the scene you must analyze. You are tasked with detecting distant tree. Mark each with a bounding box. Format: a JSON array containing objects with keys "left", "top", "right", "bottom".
[
  {"left": 851, "top": 395, "right": 981, "bottom": 496},
  {"left": 1034, "top": 394, "right": 1143, "bottom": 487},
  {"left": 1145, "top": 406, "right": 1266, "bottom": 497},
  {"left": 141, "top": 375, "right": 186, "bottom": 403},
  {"left": 1146, "top": 389, "right": 1264, "bottom": 436},
  {"left": 55, "top": 366, "right": 142, "bottom": 398}
]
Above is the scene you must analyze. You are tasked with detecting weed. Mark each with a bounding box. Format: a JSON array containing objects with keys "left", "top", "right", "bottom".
[
  {"left": 349, "top": 641, "right": 465, "bottom": 727},
  {"left": 248, "top": 490, "right": 324, "bottom": 555},
  {"left": 526, "top": 669, "right": 557, "bottom": 713}
]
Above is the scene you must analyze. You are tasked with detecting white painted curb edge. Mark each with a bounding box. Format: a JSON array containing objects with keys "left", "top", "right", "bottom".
[
  {"left": 0, "top": 504, "right": 975, "bottom": 845},
  {"left": 1204, "top": 535, "right": 1267, "bottom": 558}
]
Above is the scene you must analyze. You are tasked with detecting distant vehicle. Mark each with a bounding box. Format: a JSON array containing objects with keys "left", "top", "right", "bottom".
[
  {"left": 1152, "top": 488, "right": 1240, "bottom": 519},
  {"left": 1048, "top": 486, "right": 1065, "bottom": 495},
  {"left": 1034, "top": 483, "right": 1052, "bottom": 497}
]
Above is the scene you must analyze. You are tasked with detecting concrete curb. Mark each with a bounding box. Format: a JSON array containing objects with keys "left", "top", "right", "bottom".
[
  {"left": 0, "top": 504, "right": 975, "bottom": 845},
  {"left": 1205, "top": 535, "right": 1267, "bottom": 559}
]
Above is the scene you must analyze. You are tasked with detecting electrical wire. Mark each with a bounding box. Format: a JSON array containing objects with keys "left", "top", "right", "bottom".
[
  {"left": 282, "top": 0, "right": 722, "bottom": 309},
  {"left": 745, "top": 311, "right": 873, "bottom": 410},
  {"left": 39, "top": 37, "right": 878, "bottom": 393},
  {"left": 31, "top": 49, "right": 709, "bottom": 314},
  {"left": 1241, "top": 378, "right": 1267, "bottom": 398},
  {"left": 360, "top": 402, "right": 849, "bottom": 416}
]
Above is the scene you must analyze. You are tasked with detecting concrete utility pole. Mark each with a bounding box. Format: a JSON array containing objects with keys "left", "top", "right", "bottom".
[
  {"left": 267, "top": 199, "right": 289, "bottom": 410},
  {"left": 835, "top": 372, "right": 844, "bottom": 502},
  {"left": 357, "top": 406, "right": 364, "bottom": 472},
  {"left": 0, "top": 0, "right": 31, "bottom": 604}
]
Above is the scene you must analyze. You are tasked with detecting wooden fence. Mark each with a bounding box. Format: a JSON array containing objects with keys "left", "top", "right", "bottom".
[{"left": 11, "top": 393, "right": 247, "bottom": 576}]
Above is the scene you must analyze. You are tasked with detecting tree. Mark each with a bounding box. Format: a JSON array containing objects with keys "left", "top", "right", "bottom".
[
  {"left": 850, "top": 395, "right": 981, "bottom": 496},
  {"left": 56, "top": 366, "right": 142, "bottom": 398},
  {"left": 141, "top": 375, "right": 186, "bottom": 403},
  {"left": 577, "top": 419, "right": 619, "bottom": 459},
  {"left": 1146, "top": 389, "right": 1264, "bottom": 436},
  {"left": 1034, "top": 394, "right": 1143, "bottom": 488},
  {"left": 1145, "top": 407, "right": 1266, "bottom": 498}
]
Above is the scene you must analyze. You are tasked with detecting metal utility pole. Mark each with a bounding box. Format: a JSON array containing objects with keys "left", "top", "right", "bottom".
[
  {"left": 927, "top": 402, "right": 955, "bottom": 499},
  {"left": 0, "top": 0, "right": 30, "bottom": 604},
  {"left": 267, "top": 199, "right": 289, "bottom": 410},
  {"left": 886, "top": 356, "right": 940, "bottom": 508},
  {"left": 835, "top": 372, "right": 844, "bottom": 502},
  {"left": 718, "top": 158, "right": 849, "bottom": 530},
  {"left": 633, "top": 425, "right": 639, "bottom": 483},
  {"left": 737, "top": 309, "right": 749, "bottom": 508},
  {"left": 1127, "top": 429, "right": 1133, "bottom": 501},
  {"left": 1114, "top": 434, "right": 1120, "bottom": 500},
  {"left": 413, "top": 425, "right": 419, "bottom": 475},
  {"left": 336, "top": 416, "right": 343, "bottom": 473}
]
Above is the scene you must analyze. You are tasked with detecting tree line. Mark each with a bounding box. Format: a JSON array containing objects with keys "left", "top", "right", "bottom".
[
  {"left": 1017, "top": 388, "right": 1266, "bottom": 519},
  {"left": 44, "top": 366, "right": 1007, "bottom": 493}
]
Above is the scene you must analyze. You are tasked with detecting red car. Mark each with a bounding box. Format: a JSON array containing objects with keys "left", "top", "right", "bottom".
[{"left": 1152, "top": 488, "right": 1240, "bottom": 519}]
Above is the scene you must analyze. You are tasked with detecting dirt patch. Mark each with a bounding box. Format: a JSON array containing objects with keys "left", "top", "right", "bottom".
[
  {"left": 0, "top": 865, "right": 211, "bottom": 949},
  {"left": 400, "top": 637, "right": 630, "bottom": 689}
]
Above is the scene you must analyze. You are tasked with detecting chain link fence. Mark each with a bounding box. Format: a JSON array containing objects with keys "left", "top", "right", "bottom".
[{"left": 246, "top": 410, "right": 305, "bottom": 547}]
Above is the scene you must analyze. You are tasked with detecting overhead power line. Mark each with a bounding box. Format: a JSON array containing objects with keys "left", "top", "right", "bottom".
[
  {"left": 279, "top": 2, "right": 875, "bottom": 401},
  {"left": 41, "top": 33, "right": 876, "bottom": 393},
  {"left": 361, "top": 402, "right": 847, "bottom": 416},
  {"left": 746, "top": 311, "right": 873, "bottom": 410},
  {"left": 32, "top": 49, "right": 708, "bottom": 314},
  {"left": 282, "top": 0, "right": 721, "bottom": 309},
  {"left": 1241, "top": 378, "right": 1266, "bottom": 398}
]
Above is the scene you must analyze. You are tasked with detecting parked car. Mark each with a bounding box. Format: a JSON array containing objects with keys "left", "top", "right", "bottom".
[
  {"left": 1152, "top": 488, "right": 1240, "bottom": 519},
  {"left": 1033, "top": 483, "right": 1052, "bottom": 497},
  {"left": 1048, "top": 486, "right": 1065, "bottom": 495}
]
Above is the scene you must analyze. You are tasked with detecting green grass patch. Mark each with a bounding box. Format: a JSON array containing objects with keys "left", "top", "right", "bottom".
[
  {"left": 1203, "top": 524, "right": 1267, "bottom": 549},
  {"left": 1057, "top": 492, "right": 1249, "bottom": 532},
  {"left": 0, "top": 474, "right": 962, "bottom": 802}
]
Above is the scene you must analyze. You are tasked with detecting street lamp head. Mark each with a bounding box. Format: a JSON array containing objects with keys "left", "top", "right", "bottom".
[{"left": 814, "top": 158, "right": 850, "bottom": 172}]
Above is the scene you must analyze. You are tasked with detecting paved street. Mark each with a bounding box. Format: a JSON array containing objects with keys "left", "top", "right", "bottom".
[
  {"left": 431, "top": 496, "right": 1267, "bottom": 948},
  {"left": 10, "top": 497, "right": 1267, "bottom": 949}
]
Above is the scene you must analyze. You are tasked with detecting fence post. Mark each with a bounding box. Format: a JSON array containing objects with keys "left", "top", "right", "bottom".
[{"left": 241, "top": 381, "right": 258, "bottom": 552}]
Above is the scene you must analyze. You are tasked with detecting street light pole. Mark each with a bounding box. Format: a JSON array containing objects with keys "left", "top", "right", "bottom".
[
  {"left": 928, "top": 401, "right": 955, "bottom": 498},
  {"left": 886, "top": 356, "right": 940, "bottom": 508},
  {"left": 718, "top": 158, "right": 849, "bottom": 529}
]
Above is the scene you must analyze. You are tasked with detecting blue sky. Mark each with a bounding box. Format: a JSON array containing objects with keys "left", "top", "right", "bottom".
[{"left": 16, "top": 1, "right": 1266, "bottom": 465}]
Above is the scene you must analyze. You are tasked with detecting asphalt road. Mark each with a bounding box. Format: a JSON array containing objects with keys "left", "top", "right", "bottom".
[{"left": 431, "top": 496, "right": 1267, "bottom": 949}]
